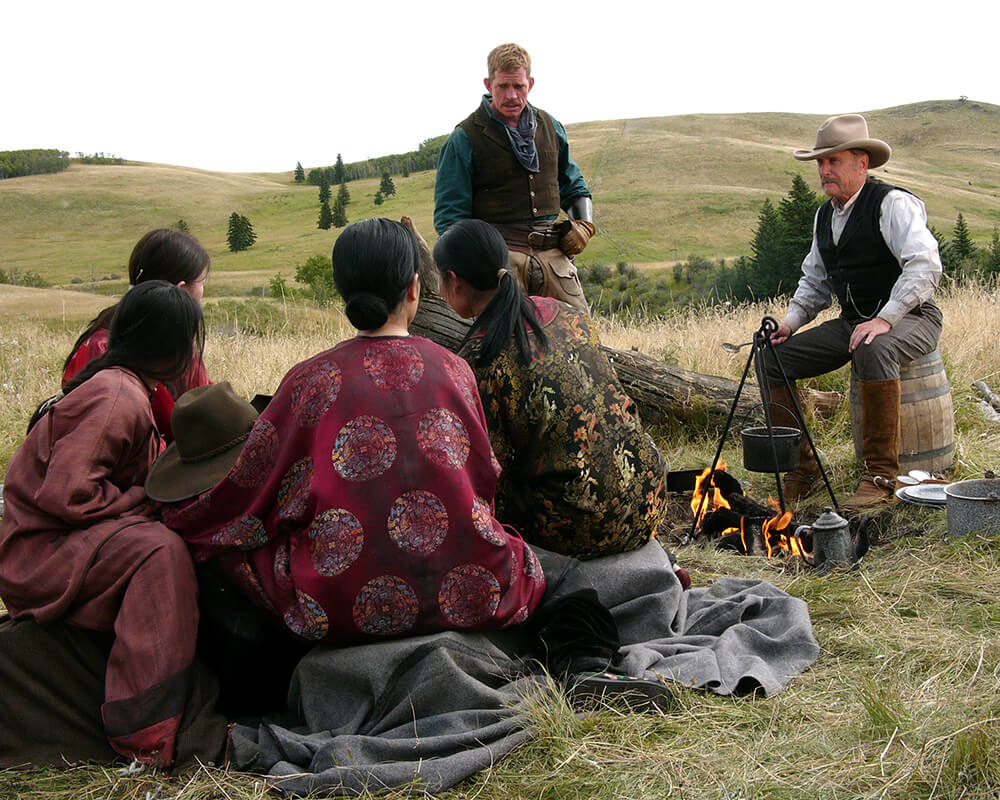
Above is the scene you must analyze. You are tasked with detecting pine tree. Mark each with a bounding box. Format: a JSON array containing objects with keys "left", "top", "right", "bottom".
[
  {"left": 318, "top": 200, "right": 333, "bottom": 229},
  {"left": 332, "top": 196, "right": 348, "bottom": 228},
  {"left": 333, "top": 153, "right": 345, "bottom": 184},
  {"left": 373, "top": 190, "right": 384, "bottom": 206},
  {"left": 984, "top": 225, "right": 1000, "bottom": 277},
  {"left": 379, "top": 171, "right": 396, "bottom": 197},
  {"left": 746, "top": 198, "right": 788, "bottom": 298},
  {"left": 952, "top": 213, "right": 976, "bottom": 264},
  {"left": 294, "top": 161, "right": 305, "bottom": 183},
  {"left": 318, "top": 178, "right": 331, "bottom": 204},
  {"left": 337, "top": 181, "right": 350, "bottom": 206},
  {"left": 227, "top": 212, "right": 256, "bottom": 252}
]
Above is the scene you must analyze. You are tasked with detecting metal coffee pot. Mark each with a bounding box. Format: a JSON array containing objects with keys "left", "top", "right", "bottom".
[{"left": 795, "top": 506, "right": 852, "bottom": 571}]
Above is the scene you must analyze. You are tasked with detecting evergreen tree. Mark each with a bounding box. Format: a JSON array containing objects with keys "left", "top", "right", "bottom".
[
  {"left": 176, "top": 219, "right": 190, "bottom": 232},
  {"left": 318, "top": 178, "right": 331, "bottom": 204},
  {"left": 332, "top": 196, "right": 348, "bottom": 228},
  {"left": 337, "top": 181, "right": 351, "bottom": 206},
  {"left": 379, "top": 171, "right": 396, "bottom": 197},
  {"left": 746, "top": 198, "right": 788, "bottom": 298},
  {"left": 318, "top": 200, "right": 333, "bottom": 230},
  {"left": 952, "top": 213, "right": 976, "bottom": 264},
  {"left": 929, "top": 226, "right": 958, "bottom": 277},
  {"left": 373, "top": 190, "right": 384, "bottom": 206},
  {"left": 983, "top": 225, "right": 1000, "bottom": 277},
  {"left": 227, "top": 212, "right": 257, "bottom": 252},
  {"left": 333, "top": 153, "right": 345, "bottom": 184},
  {"left": 294, "top": 161, "right": 305, "bottom": 182}
]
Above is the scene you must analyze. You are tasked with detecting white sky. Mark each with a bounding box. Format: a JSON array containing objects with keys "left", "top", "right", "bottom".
[{"left": 4, "top": 0, "right": 997, "bottom": 173}]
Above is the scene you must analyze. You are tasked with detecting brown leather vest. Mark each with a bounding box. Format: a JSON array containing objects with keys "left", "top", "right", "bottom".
[{"left": 459, "top": 103, "right": 561, "bottom": 224}]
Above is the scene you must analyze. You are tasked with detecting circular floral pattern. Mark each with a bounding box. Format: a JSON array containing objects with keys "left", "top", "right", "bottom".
[
  {"left": 523, "top": 546, "right": 543, "bottom": 584},
  {"left": 438, "top": 564, "right": 501, "bottom": 628},
  {"left": 502, "top": 606, "right": 530, "bottom": 628},
  {"left": 508, "top": 546, "right": 521, "bottom": 586},
  {"left": 283, "top": 590, "right": 329, "bottom": 641},
  {"left": 331, "top": 416, "right": 396, "bottom": 481},
  {"left": 273, "top": 542, "right": 292, "bottom": 590},
  {"left": 352, "top": 575, "right": 420, "bottom": 635},
  {"left": 277, "top": 458, "right": 314, "bottom": 525},
  {"left": 228, "top": 419, "right": 278, "bottom": 488},
  {"left": 444, "top": 355, "right": 479, "bottom": 411},
  {"left": 308, "top": 508, "right": 365, "bottom": 576},
  {"left": 471, "top": 497, "right": 506, "bottom": 547},
  {"left": 232, "top": 562, "right": 277, "bottom": 614},
  {"left": 417, "top": 408, "right": 470, "bottom": 470},
  {"left": 211, "top": 514, "right": 267, "bottom": 550},
  {"left": 160, "top": 491, "right": 211, "bottom": 530},
  {"left": 387, "top": 491, "right": 448, "bottom": 554},
  {"left": 290, "top": 360, "right": 342, "bottom": 427},
  {"left": 364, "top": 339, "right": 424, "bottom": 390}
]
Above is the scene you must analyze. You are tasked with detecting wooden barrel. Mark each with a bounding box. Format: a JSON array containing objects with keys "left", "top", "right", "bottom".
[{"left": 849, "top": 348, "right": 955, "bottom": 474}]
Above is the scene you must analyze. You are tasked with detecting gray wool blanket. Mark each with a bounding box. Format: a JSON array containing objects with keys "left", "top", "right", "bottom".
[{"left": 230, "top": 542, "right": 819, "bottom": 796}]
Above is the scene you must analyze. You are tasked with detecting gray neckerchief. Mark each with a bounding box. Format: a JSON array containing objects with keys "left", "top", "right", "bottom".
[{"left": 484, "top": 95, "right": 539, "bottom": 173}]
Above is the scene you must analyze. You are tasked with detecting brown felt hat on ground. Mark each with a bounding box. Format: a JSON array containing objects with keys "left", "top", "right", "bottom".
[
  {"left": 793, "top": 114, "right": 891, "bottom": 169},
  {"left": 145, "top": 382, "right": 259, "bottom": 503}
]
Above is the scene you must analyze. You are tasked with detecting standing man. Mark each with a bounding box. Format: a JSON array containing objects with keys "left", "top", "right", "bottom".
[
  {"left": 765, "top": 114, "right": 943, "bottom": 510},
  {"left": 434, "top": 43, "right": 594, "bottom": 314}
]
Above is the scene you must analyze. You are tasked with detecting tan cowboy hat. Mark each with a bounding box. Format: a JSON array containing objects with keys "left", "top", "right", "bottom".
[
  {"left": 145, "top": 382, "right": 259, "bottom": 503},
  {"left": 793, "top": 114, "right": 891, "bottom": 169}
]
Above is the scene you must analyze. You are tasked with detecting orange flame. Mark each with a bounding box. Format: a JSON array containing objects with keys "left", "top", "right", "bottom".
[
  {"left": 690, "top": 463, "right": 739, "bottom": 537},
  {"left": 762, "top": 497, "right": 805, "bottom": 558}
]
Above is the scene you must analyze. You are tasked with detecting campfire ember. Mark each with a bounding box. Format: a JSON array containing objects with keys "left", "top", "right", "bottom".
[{"left": 688, "top": 465, "right": 813, "bottom": 560}]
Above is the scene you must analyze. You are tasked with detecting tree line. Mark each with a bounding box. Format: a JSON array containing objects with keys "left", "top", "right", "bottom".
[
  {"left": 0, "top": 149, "right": 70, "bottom": 180},
  {"left": 301, "top": 135, "right": 447, "bottom": 187}
]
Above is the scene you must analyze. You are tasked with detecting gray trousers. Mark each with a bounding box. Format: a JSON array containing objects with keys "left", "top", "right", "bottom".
[{"left": 763, "top": 302, "right": 943, "bottom": 387}]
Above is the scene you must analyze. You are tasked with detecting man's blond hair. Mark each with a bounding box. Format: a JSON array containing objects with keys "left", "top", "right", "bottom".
[{"left": 487, "top": 43, "right": 531, "bottom": 78}]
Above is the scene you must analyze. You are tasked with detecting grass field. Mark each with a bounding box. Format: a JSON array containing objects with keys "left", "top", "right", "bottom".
[
  {"left": 1, "top": 280, "right": 999, "bottom": 799},
  {"left": 2, "top": 99, "right": 999, "bottom": 293}
]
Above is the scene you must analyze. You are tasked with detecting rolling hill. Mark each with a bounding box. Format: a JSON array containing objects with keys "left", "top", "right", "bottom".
[{"left": 1, "top": 99, "right": 997, "bottom": 290}]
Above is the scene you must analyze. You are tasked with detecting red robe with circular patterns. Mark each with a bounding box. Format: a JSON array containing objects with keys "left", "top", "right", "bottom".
[{"left": 164, "top": 335, "right": 545, "bottom": 644}]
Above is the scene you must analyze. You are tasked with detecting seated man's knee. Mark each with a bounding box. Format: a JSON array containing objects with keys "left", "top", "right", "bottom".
[{"left": 852, "top": 338, "right": 901, "bottom": 381}]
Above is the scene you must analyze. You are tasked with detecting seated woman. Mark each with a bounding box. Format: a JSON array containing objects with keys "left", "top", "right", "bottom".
[
  {"left": 63, "top": 228, "right": 212, "bottom": 442},
  {"left": 0, "top": 281, "right": 227, "bottom": 768},
  {"left": 159, "top": 218, "right": 545, "bottom": 645},
  {"left": 433, "top": 219, "right": 668, "bottom": 560}
]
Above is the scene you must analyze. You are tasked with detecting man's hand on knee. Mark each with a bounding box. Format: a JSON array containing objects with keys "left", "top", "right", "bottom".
[{"left": 849, "top": 318, "right": 891, "bottom": 352}]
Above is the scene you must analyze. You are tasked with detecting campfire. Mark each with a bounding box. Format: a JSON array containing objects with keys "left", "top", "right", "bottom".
[{"left": 688, "top": 464, "right": 812, "bottom": 560}]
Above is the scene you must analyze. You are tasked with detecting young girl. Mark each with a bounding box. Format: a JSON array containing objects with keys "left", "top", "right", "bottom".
[
  {"left": 63, "top": 228, "right": 212, "bottom": 441},
  {"left": 0, "top": 281, "right": 226, "bottom": 768},
  {"left": 433, "top": 219, "right": 668, "bottom": 560}
]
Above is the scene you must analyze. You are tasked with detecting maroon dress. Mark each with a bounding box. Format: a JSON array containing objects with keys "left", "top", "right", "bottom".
[
  {"left": 0, "top": 368, "right": 215, "bottom": 766},
  {"left": 165, "top": 335, "right": 546, "bottom": 644}
]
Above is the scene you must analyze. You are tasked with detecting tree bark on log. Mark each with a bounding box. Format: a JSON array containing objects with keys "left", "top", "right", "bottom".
[{"left": 409, "top": 293, "right": 760, "bottom": 425}]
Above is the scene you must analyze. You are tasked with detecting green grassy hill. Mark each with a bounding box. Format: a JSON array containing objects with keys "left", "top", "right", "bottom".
[{"left": 1, "top": 99, "right": 998, "bottom": 290}]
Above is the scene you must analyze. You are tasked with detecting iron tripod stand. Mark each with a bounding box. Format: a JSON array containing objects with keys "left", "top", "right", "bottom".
[{"left": 688, "top": 316, "right": 839, "bottom": 543}]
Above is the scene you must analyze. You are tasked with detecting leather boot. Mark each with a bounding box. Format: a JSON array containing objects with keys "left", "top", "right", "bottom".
[
  {"left": 766, "top": 385, "right": 820, "bottom": 502},
  {"left": 843, "top": 378, "right": 901, "bottom": 510}
]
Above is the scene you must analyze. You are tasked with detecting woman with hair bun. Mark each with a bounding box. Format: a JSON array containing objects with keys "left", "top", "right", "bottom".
[
  {"left": 433, "top": 219, "right": 669, "bottom": 561},
  {"left": 63, "top": 228, "right": 212, "bottom": 442},
  {"left": 164, "top": 218, "right": 545, "bottom": 645}
]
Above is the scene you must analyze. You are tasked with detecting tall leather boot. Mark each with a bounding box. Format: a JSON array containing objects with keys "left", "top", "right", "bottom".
[
  {"left": 843, "top": 378, "right": 901, "bottom": 510},
  {"left": 767, "top": 385, "right": 820, "bottom": 503}
]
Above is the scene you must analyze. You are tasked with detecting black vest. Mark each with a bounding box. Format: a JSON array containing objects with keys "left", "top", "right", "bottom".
[
  {"left": 459, "top": 103, "right": 561, "bottom": 224},
  {"left": 816, "top": 179, "right": 906, "bottom": 323}
]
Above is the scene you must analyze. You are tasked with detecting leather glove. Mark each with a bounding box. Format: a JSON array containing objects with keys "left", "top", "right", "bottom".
[{"left": 559, "top": 219, "right": 595, "bottom": 256}]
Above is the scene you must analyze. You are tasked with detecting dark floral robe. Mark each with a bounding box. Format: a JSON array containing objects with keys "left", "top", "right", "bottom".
[{"left": 460, "top": 297, "right": 667, "bottom": 558}]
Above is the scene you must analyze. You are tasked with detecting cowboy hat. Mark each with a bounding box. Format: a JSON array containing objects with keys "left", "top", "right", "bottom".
[
  {"left": 793, "top": 114, "right": 891, "bottom": 169},
  {"left": 145, "top": 381, "right": 259, "bottom": 503}
]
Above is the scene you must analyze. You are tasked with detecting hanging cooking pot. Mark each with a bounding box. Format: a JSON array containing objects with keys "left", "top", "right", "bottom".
[{"left": 741, "top": 426, "right": 801, "bottom": 473}]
